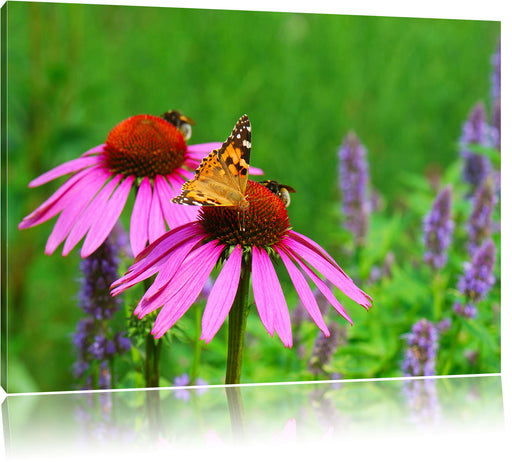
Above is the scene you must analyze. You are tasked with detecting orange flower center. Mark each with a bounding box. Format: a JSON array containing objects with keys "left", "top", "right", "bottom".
[
  {"left": 103, "top": 115, "right": 187, "bottom": 178},
  {"left": 199, "top": 181, "right": 291, "bottom": 247}
]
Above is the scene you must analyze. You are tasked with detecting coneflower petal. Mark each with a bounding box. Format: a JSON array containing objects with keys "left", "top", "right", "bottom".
[
  {"left": 186, "top": 142, "right": 222, "bottom": 160},
  {"left": 155, "top": 174, "right": 198, "bottom": 227},
  {"left": 111, "top": 223, "right": 205, "bottom": 295},
  {"left": 45, "top": 168, "right": 112, "bottom": 254},
  {"left": 285, "top": 246, "right": 354, "bottom": 325},
  {"left": 283, "top": 233, "right": 372, "bottom": 308},
  {"left": 201, "top": 244, "right": 242, "bottom": 343},
  {"left": 130, "top": 176, "right": 152, "bottom": 257},
  {"left": 81, "top": 174, "right": 135, "bottom": 257},
  {"left": 136, "top": 240, "right": 223, "bottom": 317},
  {"left": 137, "top": 235, "right": 205, "bottom": 303},
  {"left": 148, "top": 183, "right": 167, "bottom": 244},
  {"left": 149, "top": 241, "right": 224, "bottom": 337},
  {"left": 251, "top": 247, "right": 274, "bottom": 335},
  {"left": 275, "top": 246, "right": 330, "bottom": 337},
  {"left": 29, "top": 155, "right": 100, "bottom": 188},
  {"left": 252, "top": 247, "right": 292, "bottom": 347},
  {"left": 80, "top": 144, "right": 107, "bottom": 157},
  {"left": 19, "top": 168, "right": 93, "bottom": 229},
  {"left": 62, "top": 174, "right": 123, "bottom": 256}
]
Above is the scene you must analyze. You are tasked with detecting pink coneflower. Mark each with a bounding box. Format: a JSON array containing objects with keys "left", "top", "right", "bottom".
[
  {"left": 111, "top": 180, "right": 372, "bottom": 361},
  {"left": 18, "top": 113, "right": 262, "bottom": 258}
]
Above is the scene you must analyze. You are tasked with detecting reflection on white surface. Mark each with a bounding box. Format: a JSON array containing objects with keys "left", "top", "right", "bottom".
[{"left": 2, "top": 375, "right": 505, "bottom": 460}]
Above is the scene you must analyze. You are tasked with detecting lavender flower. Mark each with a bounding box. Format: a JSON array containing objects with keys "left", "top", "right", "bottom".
[
  {"left": 73, "top": 226, "right": 131, "bottom": 389},
  {"left": 338, "top": 131, "right": 371, "bottom": 246},
  {"left": 308, "top": 321, "right": 344, "bottom": 376},
  {"left": 453, "top": 300, "right": 478, "bottom": 320},
  {"left": 436, "top": 317, "right": 452, "bottom": 333},
  {"left": 423, "top": 185, "right": 454, "bottom": 270},
  {"left": 367, "top": 251, "right": 395, "bottom": 285},
  {"left": 467, "top": 176, "right": 497, "bottom": 254},
  {"left": 402, "top": 319, "right": 438, "bottom": 377},
  {"left": 78, "top": 232, "right": 123, "bottom": 320},
  {"left": 459, "top": 102, "right": 496, "bottom": 194},
  {"left": 454, "top": 239, "right": 496, "bottom": 319}
]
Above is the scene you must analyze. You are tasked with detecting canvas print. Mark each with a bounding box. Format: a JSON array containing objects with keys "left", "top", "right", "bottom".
[{"left": 3, "top": 2, "right": 501, "bottom": 397}]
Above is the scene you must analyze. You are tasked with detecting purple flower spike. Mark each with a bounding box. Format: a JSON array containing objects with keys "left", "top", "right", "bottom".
[
  {"left": 467, "top": 176, "right": 497, "bottom": 254},
  {"left": 402, "top": 319, "right": 438, "bottom": 377},
  {"left": 338, "top": 131, "right": 371, "bottom": 246},
  {"left": 459, "top": 102, "right": 496, "bottom": 194},
  {"left": 308, "top": 322, "right": 344, "bottom": 376},
  {"left": 423, "top": 185, "right": 454, "bottom": 270},
  {"left": 73, "top": 226, "right": 131, "bottom": 389},
  {"left": 454, "top": 239, "right": 496, "bottom": 318},
  {"left": 453, "top": 300, "right": 477, "bottom": 320}
]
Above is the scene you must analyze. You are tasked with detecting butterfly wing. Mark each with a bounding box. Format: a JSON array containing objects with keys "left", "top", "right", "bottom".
[
  {"left": 216, "top": 114, "right": 251, "bottom": 194},
  {"left": 172, "top": 115, "right": 251, "bottom": 208},
  {"left": 172, "top": 150, "right": 236, "bottom": 206}
]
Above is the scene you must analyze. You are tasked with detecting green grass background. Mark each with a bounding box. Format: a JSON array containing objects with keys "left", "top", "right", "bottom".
[{"left": 6, "top": 2, "right": 500, "bottom": 392}]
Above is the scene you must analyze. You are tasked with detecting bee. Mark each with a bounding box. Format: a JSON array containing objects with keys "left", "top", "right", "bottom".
[
  {"left": 160, "top": 109, "right": 196, "bottom": 140},
  {"left": 260, "top": 180, "right": 296, "bottom": 207}
]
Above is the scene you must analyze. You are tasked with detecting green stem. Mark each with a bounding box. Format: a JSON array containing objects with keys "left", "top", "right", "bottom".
[
  {"left": 225, "top": 254, "right": 251, "bottom": 385},
  {"left": 190, "top": 304, "right": 202, "bottom": 383},
  {"left": 109, "top": 357, "right": 116, "bottom": 389},
  {"left": 354, "top": 244, "right": 362, "bottom": 268},
  {"left": 432, "top": 271, "right": 445, "bottom": 321},
  {"left": 441, "top": 316, "right": 462, "bottom": 375},
  {"left": 144, "top": 333, "right": 162, "bottom": 387}
]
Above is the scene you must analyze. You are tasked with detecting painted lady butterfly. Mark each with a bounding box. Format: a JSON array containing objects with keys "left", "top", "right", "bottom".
[
  {"left": 260, "top": 180, "right": 296, "bottom": 207},
  {"left": 172, "top": 114, "right": 251, "bottom": 210}
]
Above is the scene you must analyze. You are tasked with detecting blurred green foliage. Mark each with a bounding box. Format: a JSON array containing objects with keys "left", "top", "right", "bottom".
[{"left": 6, "top": 2, "right": 500, "bottom": 392}]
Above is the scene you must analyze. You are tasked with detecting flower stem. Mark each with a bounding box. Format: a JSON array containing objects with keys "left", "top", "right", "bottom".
[
  {"left": 225, "top": 253, "right": 251, "bottom": 385},
  {"left": 109, "top": 357, "right": 115, "bottom": 389},
  {"left": 190, "top": 304, "right": 202, "bottom": 384},
  {"left": 441, "top": 316, "right": 462, "bottom": 375},
  {"left": 432, "top": 271, "right": 445, "bottom": 321},
  {"left": 145, "top": 334, "right": 161, "bottom": 387}
]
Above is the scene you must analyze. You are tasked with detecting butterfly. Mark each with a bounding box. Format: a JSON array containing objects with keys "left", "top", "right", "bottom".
[
  {"left": 260, "top": 180, "right": 296, "bottom": 207},
  {"left": 172, "top": 114, "right": 251, "bottom": 210},
  {"left": 160, "top": 109, "right": 196, "bottom": 140}
]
